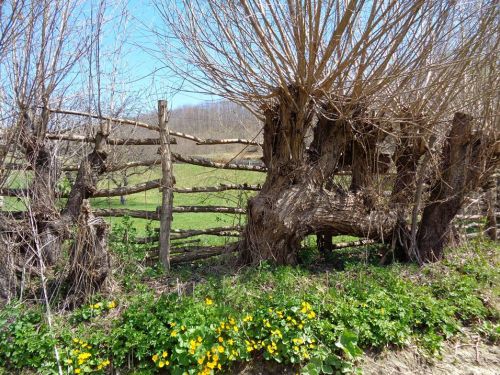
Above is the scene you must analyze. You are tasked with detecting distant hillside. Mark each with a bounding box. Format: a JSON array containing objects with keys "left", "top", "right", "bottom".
[{"left": 108, "top": 100, "right": 263, "bottom": 163}]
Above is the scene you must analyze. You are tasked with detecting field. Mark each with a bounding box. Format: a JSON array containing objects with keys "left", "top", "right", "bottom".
[
  {"left": 91, "top": 164, "right": 265, "bottom": 246},
  {"left": 2, "top": 163, "right": 265, "bottom": 228}
]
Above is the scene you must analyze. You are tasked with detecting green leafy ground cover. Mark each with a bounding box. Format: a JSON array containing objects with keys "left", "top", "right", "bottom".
[{"left": 0, "top": 238, "right": 498, "bottom": 375}]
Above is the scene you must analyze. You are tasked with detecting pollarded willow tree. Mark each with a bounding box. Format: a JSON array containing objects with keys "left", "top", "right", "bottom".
[
  {"left": 157, "top": 0, "right": 499, "bottom": 265},
  {"left": 0, "top": 0, "right": 131, "bottom": 304}
]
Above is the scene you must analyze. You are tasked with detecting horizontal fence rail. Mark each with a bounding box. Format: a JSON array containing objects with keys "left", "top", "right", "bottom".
[
  {"left": 172, "top": 153, "right": 266, "bottom": 172},
  {"left": 46, "top": 132, "right": 176, "bottom": 145},
  {"left": 92, "top": 206, "right": 246, "bottom": 220},
  {"left": 47, "top": 107, "right": 262, "bottom": 146}
]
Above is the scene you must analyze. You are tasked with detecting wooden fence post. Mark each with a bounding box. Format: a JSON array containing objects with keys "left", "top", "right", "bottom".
[
  {"left": 158, "top": 100, "right": 174, "bottom": 271},
  {"left": 485, "top": 175, "right": 497, "bottom": 241}
]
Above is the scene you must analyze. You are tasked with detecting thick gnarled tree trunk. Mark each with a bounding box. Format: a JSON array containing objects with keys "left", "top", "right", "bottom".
[
  {"left": 240, "top": 99, "right": 396, "bottom": 265},
  {"left": 417, "top": 113, "right": 483, "bottom": 262},
  {"left": 0, "top": 114, "right": 112, "bottom": 304},
  {"left": 240, "top": 99, "right": 497, "bottom": 266}
]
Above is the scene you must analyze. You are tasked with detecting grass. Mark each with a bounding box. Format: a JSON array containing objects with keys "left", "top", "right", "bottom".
[
  {"left": 1, "top": 164, "right": 265, "bottom": 243},
  {"left": 91, "top": 164, "right": 265, "bottom": 237},
  {"left": 0, "top": 240, "right": 498, "bottom": 374}
]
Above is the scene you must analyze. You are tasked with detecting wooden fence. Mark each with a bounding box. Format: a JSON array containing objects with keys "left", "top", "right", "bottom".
[
  {"left": 0, "top": 100, "right": 268, "bottom": 270},
  {"left": 0, "top": 101, "right": 498, "bottom": 270}
]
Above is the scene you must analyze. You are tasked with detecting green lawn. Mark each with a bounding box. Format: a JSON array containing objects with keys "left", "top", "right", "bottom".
[
  {"left": 1, "top": 163, "right": 265, "bottom": 241},
  {"left": 92, "top": 163, "right": 266, "bottom": 238}
]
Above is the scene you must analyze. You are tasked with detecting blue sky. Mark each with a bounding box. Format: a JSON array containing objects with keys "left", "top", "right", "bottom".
[{"left": 104, "top": 0, "right": 216, "bottom": 110}]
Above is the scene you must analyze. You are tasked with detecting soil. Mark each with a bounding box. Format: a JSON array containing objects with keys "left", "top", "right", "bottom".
[
  {"left": 362, "top": 334, "right": 500, "bottom": 375},
  {"left": 231, "top": 332, "right": 499, "bottom": 375}
]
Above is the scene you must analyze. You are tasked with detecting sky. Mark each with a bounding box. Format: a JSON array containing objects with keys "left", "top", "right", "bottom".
[{"left": 103, "top": 0, "right": 217, "bottom": 111}]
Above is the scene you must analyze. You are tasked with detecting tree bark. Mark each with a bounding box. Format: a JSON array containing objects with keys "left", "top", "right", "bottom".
[
  {"left": 65, "top": 200, "right": 111, "bottom": 306},
  {"left": 19, "top": 111, "right": 62, "bottom": 265},
  {"left": 240, "top": 99, "right": 396, "bottom": 265},
  {"left": 484, "top": 177, "right": 497, "bottom": 241},
  {"left": 417, "top": 113, "right": 479, "bottom": 262}
]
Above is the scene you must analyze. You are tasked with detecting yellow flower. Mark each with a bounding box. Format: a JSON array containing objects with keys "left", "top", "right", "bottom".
[
  {"left": 159, "top": 360, "right": 165, "bottom": 368},
  {"left": 217, "top": 345, "right": 224, "bottom": 353},
  {"left": 300, "top": 301, "right": 314, "bottom": 316},
  {"left": 181, "top": 325, "right": 187, "bottom": 331},
  {"left": 233, "top": 326, "right": 239, "bottom": 332},
  {"left": 152, "top": 354, "right": 159, "bottom": 362},
  {"left": 218, "top": 336, "right": 224, "bottom": 343},
  {"left": 271, "top": 329, "right": 282, "bottom": 338},
  {"left": 74, "top": 369, "right": 81, "bottom": 374},
  {"left": 171, "top": 330, "right": 178, "bottom": 337},
  {"left": 243, "top": 315, "right": 253, "bottom": 322},
  {"left": 65, "top": 359, "right": 73, "bottom": 364},
  {"left": 107, "top": 301, "right": 116, "bottom": 309},
  {"left": 307, "top": 311, "right": 316, "bottom": 319},
  {"left": 205, "top": 297, "right": 214, "bottom": 306},
  {"left": 77, "top": 352, "right": 91, "bottom": 361},
  {"left": 162, "top": 351, "right": 168, "bottom": 358},
  {"left": 197, "top": 356, "right": 205, "bottom": 365},
  {"left": 197, "top": 336, "right": 203, "bottom": 343},
  {"left": 227, "top": 339, "right": 234, "bottom": 346}
]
